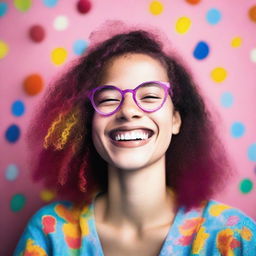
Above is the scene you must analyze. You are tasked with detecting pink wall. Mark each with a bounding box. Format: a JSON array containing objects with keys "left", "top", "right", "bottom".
[{"left": 1, "top": 0, "right": 256, "bottom": 255}]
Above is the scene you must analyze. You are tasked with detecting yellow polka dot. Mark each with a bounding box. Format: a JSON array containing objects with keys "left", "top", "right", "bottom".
[
  {"left": 209, "top": 204, "right": 231, "bottom": 216},
  {"left": 241, "top": 226, "right": 253, "bottom": 241},
  {"left": 175, "top": 17, "right": 192, "bottom": 34},
  {"left": 211, "top": 67, "right": 228, "bottom": 83},
  {"left": 25, "top": 239, "right": 47, "bottom": 254},
  {"left": 0, "top": 40, "right": 9, "bottom": 59},
  {"left": 40, "top": 189, "right": 56, "bottom": 202},
  {"left": 231, "top": 37, "right": 242, "bottom": 48},
  {"left": 51, "top": 47, "right": 68, "bottom": 66},
  {"left": 14, "top": 0, "right": 32, "bottom": 12},
  {"left": 63, "top": 223, "right": 80, "bottom": 238},
  {"left": 192, "top": 227, "right": 209, "bottom": 254},
  {"left": 80, "top": 217, "right": 90, "bottom": 236},
  {"left": 149, "top": 1, "right": 164, "bottom": 15}
]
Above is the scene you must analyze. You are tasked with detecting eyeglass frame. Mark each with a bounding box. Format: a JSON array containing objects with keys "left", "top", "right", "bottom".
[{"left": 87, "top": 81, "right": 173, "bottom": 117}]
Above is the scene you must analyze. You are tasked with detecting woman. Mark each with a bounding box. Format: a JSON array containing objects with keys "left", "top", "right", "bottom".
[{"left": 14, "top": 22, "right": 256, "bottom": 255}]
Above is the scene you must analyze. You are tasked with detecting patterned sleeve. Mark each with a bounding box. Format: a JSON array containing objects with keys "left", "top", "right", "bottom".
[
  {"left": 204, "top": 201, "right": 256, "bottom": 256},
  {"left": 13, "top": 209, "right": 51, "bottom": 256},
  {"left": 215, "top": 214, "right": 256, "bottom": 255}
]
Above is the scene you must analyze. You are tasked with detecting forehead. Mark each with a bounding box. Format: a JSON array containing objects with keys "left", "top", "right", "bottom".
[{"left": 100, "top": 53, "right": 168, "bottom": 86}]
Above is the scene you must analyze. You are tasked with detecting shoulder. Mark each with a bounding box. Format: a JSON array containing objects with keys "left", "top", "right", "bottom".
[
  {"left": 32, "top": 200, "right": 72, "bottom": 215},
  {"left": 202, "top": 200, "right": 256, "bottom": 230},
  {"left": 14, "top": 200, "right": 94, "bottom": 255},
  {"left": 29, "top": 200, "right": 73, "bottom": 224},
  {"left": 197, "top": 200, "right": 256, "bottom": 255},
  {"left": 30, "top": 200, "right": 93, "bottom": 225},
  {"left": 174, "top": 200, "right": 256, "bottom": 239}
]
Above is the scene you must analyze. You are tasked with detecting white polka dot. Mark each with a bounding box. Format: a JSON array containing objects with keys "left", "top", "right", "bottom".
[
  {"left": 250, "top": 48, "right": 256, "bottom": 63},
  {"left": 53, "top": 15, "right": 69, "bottom": 31}
]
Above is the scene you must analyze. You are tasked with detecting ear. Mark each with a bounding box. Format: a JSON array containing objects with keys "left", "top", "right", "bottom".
[{"left": 172, "top": 110, "right": 182, "bottom": 135}]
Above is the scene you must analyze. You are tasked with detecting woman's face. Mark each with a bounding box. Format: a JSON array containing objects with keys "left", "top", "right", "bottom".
[{"left": 92, "top": 53, "right": 181, "bottom": 171}]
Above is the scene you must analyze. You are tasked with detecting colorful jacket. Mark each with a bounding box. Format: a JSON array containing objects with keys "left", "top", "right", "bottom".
[{"left": 14, "top": 199, "right": 256, "bottom": 255}]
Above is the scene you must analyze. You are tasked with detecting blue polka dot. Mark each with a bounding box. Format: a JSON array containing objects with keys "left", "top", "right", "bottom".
[
  {"left": 231, "top": 122, "right": 245, "bottom": 138},
  {"left": 5, "top": 124, "right": 20, "bottom": 143},
  {"left": 206, "top": 8, "right": 222, "bottom": 25},
  {"left": 43, "top": 0, "right": 59, "bottom": 7},
  {"left": 73, "top": 39, "right": 88, "bottom": 55},
  {"left": 193, "top": 41, "right": 209, "bottom": 60},
  {"left": 0, "top": 2, "right": 8, "bottom": 17},
  {"left": 5, "top": 164, "right": 19, "bottom": 181},
  {"left": 220, "top": 92, "right": 234, "bottom": 108},
  {"left": 248, "top": 143, "right": 256, "bottom": 162},
  {"left": 12, "top": 100, "right": 25, "bottom": 116}
]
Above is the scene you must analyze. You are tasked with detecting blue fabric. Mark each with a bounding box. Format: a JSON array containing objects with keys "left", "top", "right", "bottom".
[{"left": 14, "top": 199, "right": 256, "bottom": 255}]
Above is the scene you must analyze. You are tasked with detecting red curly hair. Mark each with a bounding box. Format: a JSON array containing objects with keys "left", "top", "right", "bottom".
[{"left": 26, "top": 22, "right": 232, "bottom": 208}]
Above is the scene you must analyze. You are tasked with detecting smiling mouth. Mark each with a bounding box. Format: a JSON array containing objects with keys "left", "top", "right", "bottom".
[{"left": 109, "top": 129, "right": 154, "bottom": 142}]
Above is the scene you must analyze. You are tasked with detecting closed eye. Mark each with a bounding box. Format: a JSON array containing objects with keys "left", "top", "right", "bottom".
[
  {"left": 141, "top": 96, "right": 161, "bottom": 99},
  {"left": 98, "top": 98, "right": 120, "bottom": 104}
]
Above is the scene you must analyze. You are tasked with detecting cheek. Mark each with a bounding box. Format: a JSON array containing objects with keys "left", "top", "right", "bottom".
[
  {"left": 91, "top": 115, "right": 109, "bottom": 156},
  {"left": 92, "top": 114, "right": 104, "bottom": 134},
  {"left": 157, "top": 104, "right": 174, "bottom": 132},
  {"left": 91, "top": 115, "right": 103, "bottom": 148},
  {"left": 155, "top": 108, "right": 175, "bottom": 148}
]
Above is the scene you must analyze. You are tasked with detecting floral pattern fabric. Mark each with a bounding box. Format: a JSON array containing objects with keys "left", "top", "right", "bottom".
[{"left": 14, "top": 199, "right": 256, "bottom": 256}]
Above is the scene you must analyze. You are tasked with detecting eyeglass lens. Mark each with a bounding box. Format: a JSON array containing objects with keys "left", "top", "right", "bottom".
[{"left": 93, "top": 82, "right": 166, "bottom": 115}]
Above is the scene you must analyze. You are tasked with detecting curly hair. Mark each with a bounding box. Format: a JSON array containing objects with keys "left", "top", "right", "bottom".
[{"left": 26, "top": 23, "right": 231, "bottom": 209}]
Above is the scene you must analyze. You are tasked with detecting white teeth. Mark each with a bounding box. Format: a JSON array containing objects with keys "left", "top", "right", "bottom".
[{"left": 114, "top": 131, "right": 150, "bottom": 141}]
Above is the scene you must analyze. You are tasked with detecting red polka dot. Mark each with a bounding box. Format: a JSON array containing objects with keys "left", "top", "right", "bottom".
[
  {"left": 23, "top": 74, "right": 44, "bottom": 96},
  {"left": 29, "top": 25, "right": 45, "bottom": 43},
  {"left": 66, "top": 236, "right": 82, "bottom": 249},
  {"left": 77, "top": 0, "right": 92, "bottom": 14},
  {"left": 42, "top": 216, "right": 56, "bottom": 234},
  {"left": 185, "top": 0, "right": 201, "bottom": 4}
]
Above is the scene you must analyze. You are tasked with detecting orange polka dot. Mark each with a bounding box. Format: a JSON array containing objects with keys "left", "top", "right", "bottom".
[
  {"left": 249, "top": 6, "right": 256, "bottom": 23},
  {"left": 186, "top": 0, "right": 201, "bottom": 5},
  {"left": 23, "top": 74, "right": 44, "bottom": 96}
]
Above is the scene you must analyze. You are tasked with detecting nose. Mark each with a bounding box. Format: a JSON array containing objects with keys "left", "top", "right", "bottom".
[{"left": 115, "top": 93, "right": 143, "bottom": 121}]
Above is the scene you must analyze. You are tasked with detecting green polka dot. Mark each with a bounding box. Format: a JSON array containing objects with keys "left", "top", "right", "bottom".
[
  {"left": 239, "top": 178, "right": 254, "bottom": 194},
  {"left": 14, "top": 0, "right": 32, "bottom": 12},
  {"left": 10, "top": 194, "right": 26, "bottom": 212}
]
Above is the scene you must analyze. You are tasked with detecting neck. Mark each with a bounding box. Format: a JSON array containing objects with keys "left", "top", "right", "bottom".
[{"left": 96, "top": 157, "right": 176, "bottom": 232}]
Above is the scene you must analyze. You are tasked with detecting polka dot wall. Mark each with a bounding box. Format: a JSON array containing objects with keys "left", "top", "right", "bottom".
[{"left": 0, "top": 0, "right": 255, "bottom": 254}]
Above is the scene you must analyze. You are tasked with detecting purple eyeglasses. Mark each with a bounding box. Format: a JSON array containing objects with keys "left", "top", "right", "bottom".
[{"left": 87, "top": 81, "right": 173, "bottom": 116}]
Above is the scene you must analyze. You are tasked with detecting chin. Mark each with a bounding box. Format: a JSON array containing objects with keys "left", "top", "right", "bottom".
[{"left": 109, "top": 156, "right": 151, "bottom": 172}]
